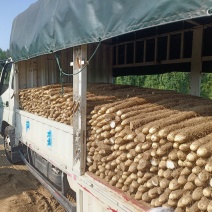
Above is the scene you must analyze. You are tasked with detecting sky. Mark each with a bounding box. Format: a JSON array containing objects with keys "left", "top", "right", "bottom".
[{"left": 0, "top": 0, "right": 38, "bottom": 50}]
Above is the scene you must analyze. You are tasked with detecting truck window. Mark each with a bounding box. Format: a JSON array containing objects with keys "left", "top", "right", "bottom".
[{"left": 0, "top": 63, "right": 12, "bottom": 95}]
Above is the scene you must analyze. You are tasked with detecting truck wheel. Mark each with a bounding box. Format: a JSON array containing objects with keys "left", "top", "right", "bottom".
[
  {"left": 3, "top": 134, "right": 13, "bottom": 163},
  {"left": 3, "top": 126, "right": 22, "bottom": 164}
]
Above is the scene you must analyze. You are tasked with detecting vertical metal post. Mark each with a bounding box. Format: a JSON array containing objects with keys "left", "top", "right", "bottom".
[
  {"left": 166, "top": 35, "right": 170, "bottom": 60},
  {"left": 133, "top": 41, "right": 136, "bottom": 64},
  {"left": 180, "top": 32, "right": 184, "bottom": 59},
  {"left": 154, "top": 37, "right": 158, "bottom": 63},
  {"left": 124, "top": 44, "right": 127, "bottom": 65},
  {"left": 116, "top": 44, "right": 118, "bottom": 65},
  {"left": 72, "top": 45, "right": 87, "bottom": 175},
  {"left": 143, "top": 40, "right": 146, "bottom": 63},
  {"left": 190, "top": 27, "right": 203, "bottom": 96},
  {"left": 14, "top": 63, "right": 20, "bottom": 146}
]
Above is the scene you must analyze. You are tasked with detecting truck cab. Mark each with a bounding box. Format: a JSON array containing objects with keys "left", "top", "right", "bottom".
[
  {"left": 0, "top": 59, "right": 20, "bottom": 163},
  {"left": 0, "top": 58, "right": 15, "bottom": 123}
]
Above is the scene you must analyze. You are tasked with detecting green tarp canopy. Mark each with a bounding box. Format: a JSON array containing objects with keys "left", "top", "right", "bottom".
[{"left": 10, "top": 0, "right": 212, "bottom": 62}]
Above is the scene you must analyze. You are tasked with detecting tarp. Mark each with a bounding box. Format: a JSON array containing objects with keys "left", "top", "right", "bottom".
[{"left": 10, "top": 0, "right": 212, "bottom": 62}]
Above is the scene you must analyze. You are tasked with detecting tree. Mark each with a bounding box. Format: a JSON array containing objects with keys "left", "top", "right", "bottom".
[
  {"left": 201, "top": 73, "right": 212, "bottom": 99},
  {"left": 0, "top": 48, "right": 10, "bottom": 60},
  {"left": 114, "top": 72, "right": 211, "bottom": 99}
]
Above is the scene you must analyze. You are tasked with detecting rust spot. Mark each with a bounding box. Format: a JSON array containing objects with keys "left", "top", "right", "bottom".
[{"left": 107, "top": 207, "right": 118, "bottom": 212}]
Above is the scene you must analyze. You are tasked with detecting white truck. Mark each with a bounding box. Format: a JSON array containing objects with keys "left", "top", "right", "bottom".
[{"left": 1, "top": 0, "right": 212, "bottom": 211}]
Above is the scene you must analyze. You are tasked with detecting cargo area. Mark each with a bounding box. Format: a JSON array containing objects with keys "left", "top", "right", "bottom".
[{"left": 18, "top": 83, "right": 212, "bottom": 211}]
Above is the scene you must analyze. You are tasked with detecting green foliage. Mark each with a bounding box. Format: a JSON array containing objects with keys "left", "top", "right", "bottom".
[
  {"left": 0, "top": 48, "right": 10, "bottom": 70},
  {"left": 0, "top": 48, "right": 10, "bottom": 60},
  {"left": 115, "top": 72, "right": 211, "bottom": 99},
  {"left": 201, "top": 73, "right": 212, "bottom": 99}
]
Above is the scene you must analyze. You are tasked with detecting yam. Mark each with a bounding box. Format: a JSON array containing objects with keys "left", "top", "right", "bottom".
[
  {"left": 138, "top": 184, "right": 148, "bottom": 193},
  {"left": 197, "top": 140, "right": 212, "bottom": 157},
  {"left": 174, "top": 120, "right": 212, "bottom": 143},
  {"left": 196, "top": 158, "right": 207, "bottom": 167},
  {"left": 180, "top": 167, "right": 191, "bottom": 176},
  {"left": 167, "top": 198, "right": 177, "bottom": 207},
  {"left": 192, "top": 187, "right": 203, "bottom": 201},
  {"left": 158, "top": 117, "right": 209, "bottom": 139},
  {"left": 171, "top": 168, "right": 183, "bottom": 178},
  {"left": 183, "top": 182, "right": 195, "bottom": 191},
  {"left": 126, "top": 141, "right": 139, "bottom": 150},
  {"left": 158, "top": 188, "right": 171, "bottom": 204},
  {"left": 177, "top": 175, "right": 187, "bottom": 185},
  {"left": 198, "top": 170, "right": 209, "bottom": 182},
  {"left": 187, "top": 173, "right": 197, "bottom": 182},
  {"left": 168, "top": 149, "right": 178, "bottom": 161},
  {"left": 135, "top": 191, "right": 142, "bottom": 200},
  {"left": 130, "top": 110, "right": 178, "bottom": 130},
  {"left": 198, "top": 197, "right": 210, "bottom": 211},
  {"left": 148, "top": 111, "right": 197, "bottom": 135},
  {"left": 158, "top": 160, "right": 167, "bottom": 169},
  {"left": 202, "top": 187, "right": 212, "bottom": 198},
  {"left": 128, "top": 162, "right": 138, "bottom": 173},
  {"left": 188, "top": 202, "right": 199, "bottom": 212},
  {"left": 160, "top": 178, "right": 170, "bottom": 189},
  {"left": 163, "top": 169, "right": 172, "bottom": 179},
  {"left": 181, "top": 193, "right": 192, "bottom": 206},
  {"left": 137, "top": 159, "right": 151, "bottom": 171},
  {"left": 158, "top": 169, "right": 165, "bottom": 177},
  {"left": 207, "top": 201, "right": 212, "bottom": 212},
  {"left": 166, "top": 160, "right": 177, "bottom": 169},
  {"left": 192, "top": 166, "right": 202, "bottom": 174},
  {"left": 177, "top": 150, "right": 187, "bottom": 161},
  {"left": 194, "top": 177, "right": 205, "bottom": 187},
  {"left": 190, "top": 133, "right": 212, "bottom": 151},
  {"left": 148, "top": 187, "right": 163, "bottom": 199},
  {"left": 142, "top": 192, "right": 151, "bottom": 203},
  {"left": 186, "top": 152, "right": 198, "bottom": 162},
  {"left": 169, "top": 189, "right": 184, "bottom": 200},
  {"left": 205, "top": 159, "right": 212, "bottom": 172},
  {"left": 122, "top": 185, "right": 129, "bottom": 192},
  {"left": 169, "top": 179, "right": 181, "bottom": 190}
]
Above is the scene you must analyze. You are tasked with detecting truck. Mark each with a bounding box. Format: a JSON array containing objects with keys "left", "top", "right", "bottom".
[{"left": 1, "top": 0, "right": 212, "bottom": 211}]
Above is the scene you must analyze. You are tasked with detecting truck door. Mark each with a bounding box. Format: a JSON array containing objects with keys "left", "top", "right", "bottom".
[{"left": 0, "top": 61, "right": 15, "bottom": 134}]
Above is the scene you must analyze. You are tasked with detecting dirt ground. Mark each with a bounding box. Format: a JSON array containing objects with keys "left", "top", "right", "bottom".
[{"left": 0, "top": 138, "right": 65, "bottom": 212}]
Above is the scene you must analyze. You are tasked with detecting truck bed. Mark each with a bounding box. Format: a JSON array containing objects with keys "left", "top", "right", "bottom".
[
  {"left": 15, "top": 109, "right": 151, "bottom": 212},
  {"left": 15, "top": 109, "right": 74, "bottom": 174}
]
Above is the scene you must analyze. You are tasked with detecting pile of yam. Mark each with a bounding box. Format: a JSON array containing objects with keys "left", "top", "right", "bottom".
[{"left": 19, "top": 83, "right": 212, "bottom": 211}]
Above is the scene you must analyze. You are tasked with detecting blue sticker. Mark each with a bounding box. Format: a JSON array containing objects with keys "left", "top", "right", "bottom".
[
  {"left": 26, "top": 121, "right": 30, "bottom": 132},
  {"left": 47, "top": 130, "right": 52, "bottom": 146}
]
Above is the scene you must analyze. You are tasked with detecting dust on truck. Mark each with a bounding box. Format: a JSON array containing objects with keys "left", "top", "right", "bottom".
[{"left": 1, "top": 0, "right": 212, "bottom": 211}]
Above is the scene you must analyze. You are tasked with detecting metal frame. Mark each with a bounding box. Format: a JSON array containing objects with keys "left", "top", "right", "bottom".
[{"left": 112, "top": 24, "right": 212, "bottom": 96}]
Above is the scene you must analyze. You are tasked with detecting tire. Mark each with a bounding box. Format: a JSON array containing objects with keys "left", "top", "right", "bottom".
[{"left": 3, "top": 135, "right": 13, "bottom": 163}]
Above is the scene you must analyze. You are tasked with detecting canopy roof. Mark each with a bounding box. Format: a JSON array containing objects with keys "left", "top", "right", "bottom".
[{"left": 10, "top": 0, "right": 212, "bottom": 62}]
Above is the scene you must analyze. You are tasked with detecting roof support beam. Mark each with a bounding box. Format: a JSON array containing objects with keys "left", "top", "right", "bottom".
[{"left": 186, "top": 20, "right": 200, "bottom": 26}]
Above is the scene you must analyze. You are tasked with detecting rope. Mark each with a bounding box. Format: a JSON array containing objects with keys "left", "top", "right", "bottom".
[
  {"left": 54, "top": 41, "right": 101, "bottom": 77},
  {"left": 54, "top": 41, "right": 101, "bottom": 95}
]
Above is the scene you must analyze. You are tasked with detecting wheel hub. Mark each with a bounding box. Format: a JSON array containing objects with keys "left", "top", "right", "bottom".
[{"left": 4, "top": 135, "right": 11, "bottom": 152}]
